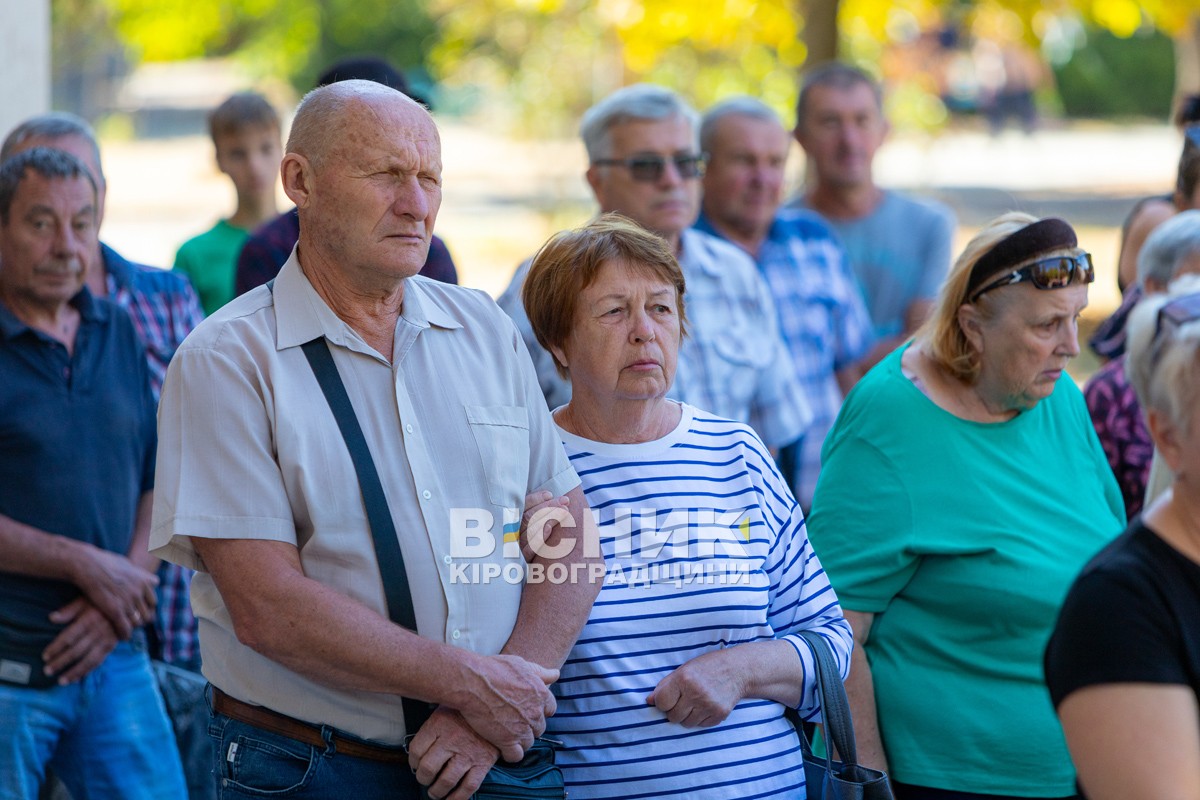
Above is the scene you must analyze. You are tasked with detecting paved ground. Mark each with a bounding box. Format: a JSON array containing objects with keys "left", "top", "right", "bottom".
[{"left": 100, "top": 119, "right": 1180, "bottom": 316}]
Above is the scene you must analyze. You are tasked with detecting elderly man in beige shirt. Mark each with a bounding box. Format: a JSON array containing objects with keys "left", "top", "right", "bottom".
[{"left": 151, "top": 80, "right": 601, "bottom": 800}]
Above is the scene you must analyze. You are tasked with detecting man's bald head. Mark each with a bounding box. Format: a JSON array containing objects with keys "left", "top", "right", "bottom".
[
  {"left": 280, "top": 78, "right": 443, "bottom": 288},
  {"left": 286, "top": 79, "right": 432, "bottom": 169}
]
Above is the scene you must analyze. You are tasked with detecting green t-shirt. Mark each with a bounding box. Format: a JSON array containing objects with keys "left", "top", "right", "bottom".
[
  {"left": 807, "top": 344, "right": 1124, "bottom": 796},
  {"left": 172, "top": 219, "right": 249, "bottom": 315}
]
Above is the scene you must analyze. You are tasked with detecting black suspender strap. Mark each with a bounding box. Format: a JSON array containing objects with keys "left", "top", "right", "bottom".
[{"left": 300, "top": 336, "right": 431, "bottom": 732}]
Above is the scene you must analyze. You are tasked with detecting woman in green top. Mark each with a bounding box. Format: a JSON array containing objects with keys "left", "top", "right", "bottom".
[{"left": 807, "top": 213, "right": 1124, "bottom": 800}]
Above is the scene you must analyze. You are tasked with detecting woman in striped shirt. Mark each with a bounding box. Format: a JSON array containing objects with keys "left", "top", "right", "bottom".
[{"left": 522, "top": 213, "right": 852, "bottom": 799}]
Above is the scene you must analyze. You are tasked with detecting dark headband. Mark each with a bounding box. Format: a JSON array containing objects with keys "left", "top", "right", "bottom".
[{"left": 965, "top": 217, "right": 1077, "bottom": 300}]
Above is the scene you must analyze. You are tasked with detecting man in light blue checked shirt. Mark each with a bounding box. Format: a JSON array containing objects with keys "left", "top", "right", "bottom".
[
  {"left": 696, "top": 97, "right": 874, "bottom": 509},
  {"left": 498, "top": 84, "right": 810, "bottom": 453}
]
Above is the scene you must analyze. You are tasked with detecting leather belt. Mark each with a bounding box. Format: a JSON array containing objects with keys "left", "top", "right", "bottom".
[{"left": 212, "top": 687, "right": 409, "bottom": 763}]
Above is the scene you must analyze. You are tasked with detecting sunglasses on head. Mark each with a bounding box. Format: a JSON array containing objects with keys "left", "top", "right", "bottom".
[
  {"left": 1154, "top": 291, "right": 1200, "bottom": 339},
  {"left": 969, "top": 252, "right": 1095, "bottom": 303},
  {"left": 1149, "top": 291, "right": 1200, "bottom": 369},
  {"left": 592, "top": 153, "right": 708, "bottom": 182}
]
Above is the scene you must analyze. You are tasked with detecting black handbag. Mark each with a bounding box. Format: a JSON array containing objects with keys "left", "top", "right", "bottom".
[
  {"left": 303, "top": 338, "right": 565, "bottom": 800},
  {"left": 796, "top": 630, "right": 894, "bottom": 800}
]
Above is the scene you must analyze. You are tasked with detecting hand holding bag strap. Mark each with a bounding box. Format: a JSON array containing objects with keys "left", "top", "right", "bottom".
[
  {"left": 301, "top": 336, "right": 431, "bottom": 732},
  {"left": 798, "top": 630, "right": 857, "bottom": 767},
  {"left": 797, "top": 631, "right": 895, "bottom": 800},
  {"left": 303, "top": 334, "right": 565, "bottom": 798}
]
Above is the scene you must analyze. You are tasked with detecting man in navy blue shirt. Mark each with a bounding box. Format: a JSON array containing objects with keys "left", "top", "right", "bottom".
[
  {"left": 0, "top": 147, "right": 185, "bottom": 799},
  {"left": 2, "top": 113, "right": 207, "bottom": 675}
]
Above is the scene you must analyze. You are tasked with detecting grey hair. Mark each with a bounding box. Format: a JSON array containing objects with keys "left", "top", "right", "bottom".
[
  {"left": 0, "top": 146, "right": 98, "bottom": 223},
  {"left": 580, "top": 84, "right": 700, "bottom": 162},
  {"left": 699, "top": 96, "right": 782, "bottom": 153},
  {"left": 795, "top": 62, "right": 883, "bottom": 131},
  {"left": 1, "top": 112, "right": 105, "bottom": 186},
  {"left": 1137, "top": 209, "right": 1200, "bottom": 289},
  {"left": 1126, "top": 273, "right": 1200, "bottom": 435}
]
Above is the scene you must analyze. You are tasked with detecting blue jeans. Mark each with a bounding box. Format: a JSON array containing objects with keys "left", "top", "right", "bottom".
[
  {"left": 209, "top": 703, "right": 422, "bottom": 799},
  {"left": 0, "top": 639, "right": 187, "bottom": 800}
]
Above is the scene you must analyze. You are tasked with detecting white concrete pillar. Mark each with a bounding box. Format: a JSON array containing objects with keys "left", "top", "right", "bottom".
[{"left": 0, "top": 0, "right": 51, "bottom": 140}]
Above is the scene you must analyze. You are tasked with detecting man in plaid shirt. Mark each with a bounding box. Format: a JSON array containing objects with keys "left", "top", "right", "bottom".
[
  {"left": 2, "top": 114, "right": 205, "bottom": 671},
  {"left": 696, "top": 97, "right": 874, "bottom": 510}
]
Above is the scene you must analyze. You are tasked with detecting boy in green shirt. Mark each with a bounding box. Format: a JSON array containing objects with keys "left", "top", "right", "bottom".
[{"left": 174, "top": 92, "right": 281, "bottom": 314}]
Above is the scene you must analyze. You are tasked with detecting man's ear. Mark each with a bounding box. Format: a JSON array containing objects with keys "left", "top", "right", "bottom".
[
  {"left": 281, "top": 153, "right": 313, "bottom": 208},
  {"left": 585, "top": 166, "right": 604, "bottom": 205},
  {"left": 957, "top": 303, "right": 985, "bottom": 355}
]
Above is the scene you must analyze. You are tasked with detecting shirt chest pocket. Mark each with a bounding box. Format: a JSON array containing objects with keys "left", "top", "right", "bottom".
[
  {"left": 465, "top": 405, "right": 531, "bottom": 509},
  {"left": 706, "top": 334, "right": 774, "bottom": 398}
]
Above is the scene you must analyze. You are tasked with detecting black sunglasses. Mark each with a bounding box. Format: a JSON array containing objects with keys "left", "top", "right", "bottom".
[
  {"left": 1150, "top": 291, "right": 1200, "bottom": 369},
  {"left": 970, "top": 253, "right": 1095, "bottom": 302},
  {"left": 1154, "top": 291, "right": 1200, "bottom": 340},
  {"left": 592, "top": 153, "right": 708, "bottom": 182}
]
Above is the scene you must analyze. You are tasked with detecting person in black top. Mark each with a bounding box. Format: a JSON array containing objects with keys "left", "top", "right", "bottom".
[{"left": 1045, "top": 275, "right": 1200, "bottom": 799}]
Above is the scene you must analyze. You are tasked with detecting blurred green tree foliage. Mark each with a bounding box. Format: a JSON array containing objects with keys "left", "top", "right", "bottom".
[
  {"left": 1054, "top": 26, "right": 1175, "bottom": 118},
  {"left": 57, "top": 0, "right": 1200, "bottom": 132},
  {"left": 430, "top": 0, "right": 1199, "bottom": 133},
  {"left": 431, "top": 0, "right": 808, "bottom": 134},
  {"left": 85, "top": 0, "right": 437, "bottom": 89}
]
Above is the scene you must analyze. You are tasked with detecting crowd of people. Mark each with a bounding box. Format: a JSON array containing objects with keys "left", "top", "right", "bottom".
[{"left": 0, "top": 53, "right": 1197, "bottom": 800}]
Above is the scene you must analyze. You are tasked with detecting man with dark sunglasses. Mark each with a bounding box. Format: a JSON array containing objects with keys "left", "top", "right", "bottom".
[{"left": 498, "top": 84, "right": 810, "bottom": 454}]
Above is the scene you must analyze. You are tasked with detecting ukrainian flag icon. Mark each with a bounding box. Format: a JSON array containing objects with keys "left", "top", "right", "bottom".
[{"left": 502, "top": 508, "right": 521, "bottom": 558}]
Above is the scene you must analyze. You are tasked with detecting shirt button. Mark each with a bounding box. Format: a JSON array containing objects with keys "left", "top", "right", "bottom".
[
  {"left": 406, "top": 424, "right": 414, "bottom": 434},
  {"left": 422, "top": 490, "right": 432, "bottom": 500},
  {"left": 451, "top": 629, "right": 461, "bottom": 640},
  {"left": 443, "top": 554, "right": 452, "bottom": 565}
]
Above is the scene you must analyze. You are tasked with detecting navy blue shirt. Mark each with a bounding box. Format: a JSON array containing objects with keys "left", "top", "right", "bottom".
[{"left": 0, "top": 288, "right": 156, "bottom": 652}]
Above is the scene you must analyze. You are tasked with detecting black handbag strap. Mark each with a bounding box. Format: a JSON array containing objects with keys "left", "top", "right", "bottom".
[
  {"left": 300, "top": 336, "right": 431, "bottom": 732},
  {"left": 798, "top": 629, "right": 858, "bottom": 768}
]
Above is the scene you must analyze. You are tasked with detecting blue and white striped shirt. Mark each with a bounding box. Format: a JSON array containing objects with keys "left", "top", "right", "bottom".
[{"left": 547, "top": 404, "right": 851, "bottom": 799}]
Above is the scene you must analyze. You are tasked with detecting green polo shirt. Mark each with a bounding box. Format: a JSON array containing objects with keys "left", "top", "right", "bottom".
[{"left": 173, "top": 219, "right": 248, "bottom": 315}]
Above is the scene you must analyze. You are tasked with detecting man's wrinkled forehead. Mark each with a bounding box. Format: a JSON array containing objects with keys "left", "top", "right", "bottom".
[{"left": 331, "top": 96, "right": 441, "bottom": 169}]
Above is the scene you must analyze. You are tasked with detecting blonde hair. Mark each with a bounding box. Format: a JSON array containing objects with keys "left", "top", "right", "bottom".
[
  {"left": 523, "top": 213, "right": 687, "bottom": 378},
  {"left": 916, "top": 212, "right": 1037, "bottom": 383}
]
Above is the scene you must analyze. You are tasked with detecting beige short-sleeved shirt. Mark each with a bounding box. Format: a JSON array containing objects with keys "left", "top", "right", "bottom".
[{"left": 150, "top": 253, "right": 579, "bottom": 744}]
